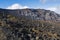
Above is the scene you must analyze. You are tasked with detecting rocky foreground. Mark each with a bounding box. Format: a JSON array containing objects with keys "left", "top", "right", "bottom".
[{"left": 0, "top": 15, "right": 60, "bottom": 40}]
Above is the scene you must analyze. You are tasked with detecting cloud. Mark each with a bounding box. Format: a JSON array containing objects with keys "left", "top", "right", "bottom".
[
  {"left": 6, "top": 3, "right": 29, "bottom": 9},
  {"left": 56, "top": 6, "right": 60, "bottom": 14},
  {"left": 47, "top": 7, "right": 56, "bottom": 11},
  {"left": 46, "top": 6, "right": 60, "bottom": 14}
]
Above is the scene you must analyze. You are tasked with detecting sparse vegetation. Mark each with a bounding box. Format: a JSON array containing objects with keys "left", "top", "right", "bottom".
[{"left": 0, "top": 9, "right": 60, "bottom": 40}]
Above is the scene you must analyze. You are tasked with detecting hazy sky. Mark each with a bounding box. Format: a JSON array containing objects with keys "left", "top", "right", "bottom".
[{"left": 0, "top": 0, "right": 60, "bottom": 14}]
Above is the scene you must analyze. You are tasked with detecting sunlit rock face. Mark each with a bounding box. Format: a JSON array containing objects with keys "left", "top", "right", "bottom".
[{"left": 0, "top": 8, "right": 60, "bottom": 21}]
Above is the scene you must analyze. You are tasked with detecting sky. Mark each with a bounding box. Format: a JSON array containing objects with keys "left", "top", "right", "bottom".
[{"left": 0, "top": 0, "right": 60, "bottom": 14}]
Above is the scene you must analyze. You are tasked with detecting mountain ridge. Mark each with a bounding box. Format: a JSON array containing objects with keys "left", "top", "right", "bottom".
[{"left": 0, "top": 8, "right": 60, "bottom": 22}]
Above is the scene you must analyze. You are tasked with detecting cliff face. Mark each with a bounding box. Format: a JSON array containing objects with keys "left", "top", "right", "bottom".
[
  {"left": 0, "top": 8, "right": 60, "bottom": 40},
  {"left": 0, "top": 8, "right": 60, "bottom": 21}
]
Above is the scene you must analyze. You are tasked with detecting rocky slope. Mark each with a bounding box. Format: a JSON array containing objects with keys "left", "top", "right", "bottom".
[
  {"left": 0, "top": 8, "right": 60, "bottom": 21},
  {"left": 0, "top": 8, "right": 60, "bottom": 40}
]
